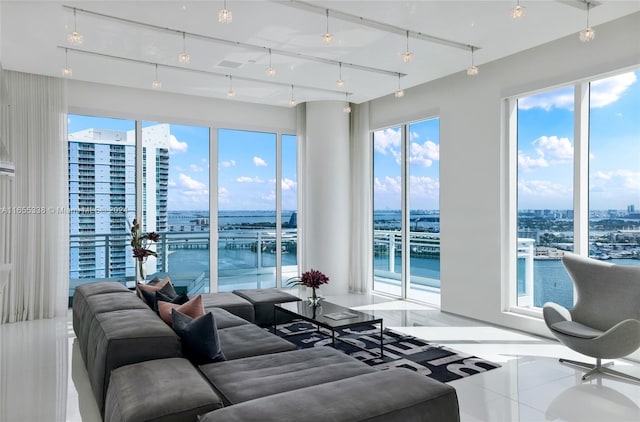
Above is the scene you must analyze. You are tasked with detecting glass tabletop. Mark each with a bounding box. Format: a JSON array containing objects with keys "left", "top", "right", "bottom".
[{"left": 275, "top": 300, "right": 382, "bottom": 328}]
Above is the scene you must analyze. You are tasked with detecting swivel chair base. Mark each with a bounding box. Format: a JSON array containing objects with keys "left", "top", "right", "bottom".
[{"left": 559, "top": 357, "right": 640, "bottom": 383}]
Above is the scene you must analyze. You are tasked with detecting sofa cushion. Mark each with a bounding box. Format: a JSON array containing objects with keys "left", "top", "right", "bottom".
[
  {"left": 172, "top": 310, "right": 226, "bottom": 364},
  {"left": 198, "top": 347, "right": 375, "bottom": 405},
  {"left": 86, "top": 308, "right": 182, "bottom": 413},
  {"left": 216, "top": 324, "right": 296, "bottom": 360},
  {"left": 158, "top": 294, "right": 205, "bottom": 326},
  {"left": 200, "top": 292, "right": 255, "bottom": 323},
  {"left": 105, "top": 357, "right": 223, "bottom": 422},
  {"left": 72, "top": 281, "right": 131, "bottom": 338},
  {"left": 197, "top": 368, "right": 460, "bottom": 422},
  {"left": 208, "top": 307, "right": 251, "bottom": 330},
  {"left": 78, "top": 292, "right": 149, "bottom": 362}
]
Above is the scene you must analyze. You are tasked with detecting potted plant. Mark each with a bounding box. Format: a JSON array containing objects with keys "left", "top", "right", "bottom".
[{"left": 286, "top": 269, "right": 329, "bottom": 306}]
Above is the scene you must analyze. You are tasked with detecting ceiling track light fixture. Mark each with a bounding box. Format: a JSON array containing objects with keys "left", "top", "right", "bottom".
[
  {"left": 512, "top": 0, "right": 525, "bottom": 20},
  {"left": 289, "top": 84, "right": 297, "bottom": 107},
  {"left": 59, "top": 46, "right": 354, "bottom": 100},
  {"left": 61, "top": 48, "right": 73, "bottom": 77},
  {"left": 219, "top": 0, "right": 232, "bottom": 24},
  {"left": 343, "top": 92, "right": 351, "bottom": 113},
  {"left": 394, "top": 74, "right": 404, "bottom": 98},
  {"left": 336, "top": 62, "right": 345, "bottom": 88},
  {"left": 467, "top": 46, "right": 479, "bottom": 76},
  {"left": 402, "top": 30, "right": 414, "bottom": 63},
  {"left": 179, "top": 32, "right": 191, "bottom": 64},
  {"left": 227, "top": 75, "right": 235, "bottom": 97},
  {"left": 322, "top": 9, "right": 333, "bottom": 44},
  {"left": 266, "top": 48, "right": 276, "bottom": 77},
  {"left": 579, "top": 1, "right": 596, "bottom": 42},
  {"left": 68, "top": 8, "right": 84, "bottom": 45},
  {"left": 152, "top": 63, "right": 161, "bottom": 89}
]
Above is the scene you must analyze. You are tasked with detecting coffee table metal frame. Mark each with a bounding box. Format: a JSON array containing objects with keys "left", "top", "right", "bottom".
[{"left": 274, "top": 301, "right": 384, "bottom": 357}]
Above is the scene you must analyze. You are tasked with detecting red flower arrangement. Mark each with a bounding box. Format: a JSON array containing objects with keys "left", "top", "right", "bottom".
[{"left": 286, "top": 269, "right": 329, "bottom": 305}]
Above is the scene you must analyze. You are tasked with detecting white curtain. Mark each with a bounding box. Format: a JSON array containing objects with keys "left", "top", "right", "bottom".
[
  {"left": 0, "top": 71, "right": 68, "bottom": 323},
  {"left": 295, "top": 103, "right": 308, "bottom": 274},
  {"left": 348, "top": 103, "right": 372, "bottom": 293}
]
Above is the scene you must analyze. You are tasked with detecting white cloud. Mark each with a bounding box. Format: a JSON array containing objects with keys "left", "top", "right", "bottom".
[
  {"left": 518, "top": 179, "right": 571, "bottom": 197},
  {"left": 591, "top": 169, "right": 640, "bottom": 192},
  {"left": 410, "top": 140, "right": 439, "bottom": 167},
  {"left": 220, "top": 160, "right": 236, "bottom": 168},
  {"left": 590, "top": 72, "right": 637, "bottom": 108},
  {"left": 218, "top": 187, "right": 230, "bottom": 204},
  {"left": 189, "top": 164, "right": 203, "bottom": 172},
  {"left": 168, "top": 180, "right": 177, "bottom": 187},
  {"left": 237, "top": 176, "right": 264, "bottom": 183},
  {"left": 169, "top": 135, "right": 188, "bottom": 153},
  {"left": 518, "top": 150, "right": 548, "bottom": 172},
  {"left": 534, "top": 136, "right": 573, "bottom": 161},
  {"left": 374, "top": 176, "right": 401, "bottom": 193},
  {"left": 518, "top": 90, "right": 574, "bottom": 111},
  {"left": 178, "top": 173, "right": 207, "bottom": 192},
  {"left": 282, "top": 178, "right": 297, "bottom": 191},
  {"left": 373, "top": 127, "right": 401, "bottom": 155},
  {"left": 253, "top": 156, "right": 267, "bottom": 167},
  {"left": 409, "top": 175, "right": 439, "bottom": 196}
]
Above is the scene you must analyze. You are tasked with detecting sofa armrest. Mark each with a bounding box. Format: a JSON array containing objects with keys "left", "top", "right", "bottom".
[{"left": 197, "top": 369, "right": 459, "bottom": 422}]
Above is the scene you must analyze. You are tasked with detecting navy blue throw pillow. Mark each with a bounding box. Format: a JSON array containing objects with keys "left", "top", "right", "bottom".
[
  {"left": 157, "top": 291, "right": 189, "bottom": 306},
  {"left": 139, "top": 281, "right": 178, "bottom": 311},
  {"left": 171, "top": 310, "right": 226, "bottom": 364}
]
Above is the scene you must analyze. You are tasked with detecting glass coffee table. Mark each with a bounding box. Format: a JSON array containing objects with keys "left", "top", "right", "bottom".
[{"left": 274, "top": 301, "right": 384, "bottom": 357}]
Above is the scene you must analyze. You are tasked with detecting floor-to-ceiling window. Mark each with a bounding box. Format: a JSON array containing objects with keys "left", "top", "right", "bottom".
[
  {"left": 372, "top": 118, "right": 441, "bottom": 303},
  {"left": 142, "top": 121, "right": 210, "bottom": 294},
  {"left": 515, "top": 85, "right": 575, "bottom": 309},
  {"left": 217, "top": 129, "right": 297, "bottom": 291},
  {"left": 68, "top": 115, "right": 135, "bottom": 296},
  {"left": 512, "top": 68, "right": 640, "bottom": 311},
  {"left": 68, "top": 115, "right": 295, "bottom": 302}
]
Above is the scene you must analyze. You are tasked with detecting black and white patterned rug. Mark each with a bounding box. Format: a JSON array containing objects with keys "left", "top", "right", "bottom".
[{"left": 274, "top": 320, "right": 501, "bottom": 383}]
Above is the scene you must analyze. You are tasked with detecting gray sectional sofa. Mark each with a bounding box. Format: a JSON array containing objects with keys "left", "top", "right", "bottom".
[{"left": 73, "top": 281, "right": 460, "bottom": 421}]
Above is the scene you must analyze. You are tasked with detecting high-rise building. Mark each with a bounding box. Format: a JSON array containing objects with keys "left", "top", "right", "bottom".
[
  {"left": 68, "top": 124, "right": 170, "bottom": 280},
  {"left": 628, "top": 204, "right": 636, "bottom": 214}
]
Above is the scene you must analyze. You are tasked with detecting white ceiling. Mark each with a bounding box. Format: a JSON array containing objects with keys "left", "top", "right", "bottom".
[{"left": 2, "top": 1, "right": 639, "bottom": 107}]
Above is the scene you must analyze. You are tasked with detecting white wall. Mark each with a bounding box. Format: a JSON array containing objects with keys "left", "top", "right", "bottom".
[
  {"left": 369, "top": 12, "right": 640, "bottom": 338},
  {"left": 67, "top": 80, "right": 296, "bottom": 133},
  {"left": 302, "top": 101, "right": 351, "bottom": 297}
]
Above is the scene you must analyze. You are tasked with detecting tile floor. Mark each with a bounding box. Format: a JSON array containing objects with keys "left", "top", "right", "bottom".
[{"left": 1, "top": 293, "right": 639, "bottom": 421}]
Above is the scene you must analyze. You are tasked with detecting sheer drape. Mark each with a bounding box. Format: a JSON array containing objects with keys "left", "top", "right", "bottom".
[
  {"left": 348, "top": 103, "right": 372, "bottom": 293},
  {"left": 0, "top": 71, "right": 68, "bottom": 323},
  {"left": 295, "top": 103, "right": 308, "bottom": 274}
]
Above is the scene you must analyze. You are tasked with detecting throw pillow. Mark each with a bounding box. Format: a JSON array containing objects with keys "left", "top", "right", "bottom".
[
  {"left": 138, "top": 279, "right": 178, "bottom": 311},
  {"left": 156, "top": 291, "right": 189, "bottom": 306},
  {"left": 158, "top": 294, "right": 205, "bottom": 326},
  {"left": 172, "top": 309, "right": 226, "bottom": 364}
]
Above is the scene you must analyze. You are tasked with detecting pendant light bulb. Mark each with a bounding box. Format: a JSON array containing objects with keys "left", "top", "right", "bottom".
[
  {"left": 62, "top": 48, "right": 73, "bottom": 77},
  {"left": 579, "top": 2, "right": 596, "bottom": 42},
  {"left": 511, "top": 1, "right": 525, "bottom": 20},
  {"left": 178, "top": 32, "right": 190, "bottom": 64},
  {"left": 336, "top": 62, "right": 345, "bottom": 88},
  {"left": 322, "top": 9, "right": 333, "bottom": 44},
  {"left": 68, "top": 8, "right": 84, "bottom": 45},
  {"left": 402, "top": 30, "right": 414, "bottom": 63},
  {"left": 266, "top": 49, "right": 276, "bottom": 77},
  {"left": 218, "top": 0, "right": 232, "bottom": 23},
  {"left": 467, "top": 46, "right": 479, "bottom": 76},
  {"left": 395, "top": 74, "right": 404, "bottom": 98},
  {"left": 152, "top": 64, "right": 161, "bottom": 89}
]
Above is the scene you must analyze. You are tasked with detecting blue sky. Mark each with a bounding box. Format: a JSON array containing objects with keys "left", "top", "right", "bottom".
[
  {"left": 373, "top": 118, "right": 440, "bottom": 211},
  {"left": 68, "top": 116, "right": 297, "bottom": 212},
  {"left": 518, "top": 70, "right": 640, "bottom": 210}
]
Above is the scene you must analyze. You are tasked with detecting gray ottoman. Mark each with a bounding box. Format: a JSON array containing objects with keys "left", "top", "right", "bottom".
[
  {"left": 198, "top": 347, "right": 375, "bottom": 405},
  {"left": 232, "top": 288, "right": 301, "bottom": 326},
  {"left": 199, "top": 292, "right": 255, "bottom": 323},
  {"left": 105, "top": 358, "right": 223, "bottom": 422}
]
